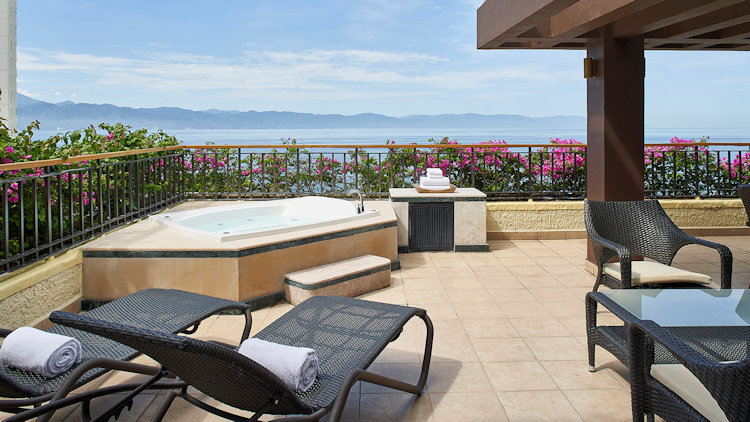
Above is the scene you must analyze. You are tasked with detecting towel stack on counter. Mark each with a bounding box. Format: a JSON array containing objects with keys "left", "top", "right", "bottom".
[{"left": 419, "top": 168, "right": 451, "bottom": 191}]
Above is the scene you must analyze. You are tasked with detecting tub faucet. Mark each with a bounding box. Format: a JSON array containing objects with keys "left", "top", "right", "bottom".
[{"left": 347, "top": 189, "right": 365, "bottom": 214}]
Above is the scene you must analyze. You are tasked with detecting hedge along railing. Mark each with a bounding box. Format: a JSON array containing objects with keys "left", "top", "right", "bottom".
[
  {"left": 3, "top": 140, "right": 750, "bottom": 274},
  {"left": 1, "top": 146, "right": 185, "bottom": 273},
  {"left": 182, "top": 141, "right": 588, "bottom": 199}
]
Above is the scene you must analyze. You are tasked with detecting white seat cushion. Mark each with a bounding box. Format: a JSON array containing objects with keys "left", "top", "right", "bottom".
[
  {"left": 651, "top": 363, "right": 729, "bottom": 422},
  {"left": 603, "top": 261, "right": 711, "bottom": 286}
]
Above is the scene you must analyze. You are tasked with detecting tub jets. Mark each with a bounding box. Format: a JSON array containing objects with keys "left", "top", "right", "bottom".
[{"left": 347, "top": 189, "right": 364, "bottom": 214}]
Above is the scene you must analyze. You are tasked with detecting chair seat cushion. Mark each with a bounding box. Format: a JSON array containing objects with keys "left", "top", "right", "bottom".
[
  {"left": 651, "top": 363, "right": 728, "bottom": 422},
  {"left": 603, "top": 261, "right": 711, "bottom": 286}
]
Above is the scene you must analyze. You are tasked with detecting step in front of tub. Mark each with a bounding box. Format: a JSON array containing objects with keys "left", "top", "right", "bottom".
[{"left": 283, "top": 255, "right": 391, "bottom": 305}]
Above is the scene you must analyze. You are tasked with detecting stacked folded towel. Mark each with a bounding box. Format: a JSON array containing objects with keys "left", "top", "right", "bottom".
[
  {"left": 238, "top": 338, "right": 319, "bottom": 392},
  {"left": 0, "top": 327, "right": 82, "bottom": 378},
  {"left": 419, "top": 167, "right": 451, "bottom": 190}
]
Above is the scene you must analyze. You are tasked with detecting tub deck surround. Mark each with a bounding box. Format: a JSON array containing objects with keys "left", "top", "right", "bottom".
[
  {"left": 283, "top": 254, "right": 391, "bottom": 305},
  {"left": 81, "top": 200, "right": 397, "bottom": 302},
  {"left": 389, "top": 188, "right": 488, "bottom": 253}
]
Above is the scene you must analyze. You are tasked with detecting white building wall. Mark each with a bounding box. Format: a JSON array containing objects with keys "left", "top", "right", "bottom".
[{"left": 0, "top": 0, "right": 16, "bottom": 132}]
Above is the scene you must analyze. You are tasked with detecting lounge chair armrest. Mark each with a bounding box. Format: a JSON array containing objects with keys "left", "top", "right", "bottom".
[
  {"left": 588, "top": 232, "right": 631, "bottom": 262},
  {"left": 629, "top": 320, "right": 716, "bottom": 369}
]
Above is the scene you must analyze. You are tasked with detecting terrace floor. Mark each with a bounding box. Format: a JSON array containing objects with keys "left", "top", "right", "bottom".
[{"left": 20, "top": 236, "right": 750, "bottom": 421}]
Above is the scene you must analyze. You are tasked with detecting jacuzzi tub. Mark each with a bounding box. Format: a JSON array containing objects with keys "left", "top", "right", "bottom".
[{"left": 150, "top": 196, "right": 380, "bottom": 242}]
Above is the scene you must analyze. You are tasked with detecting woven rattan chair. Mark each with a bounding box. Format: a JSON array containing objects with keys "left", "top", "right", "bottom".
[
  {"left": 0, "top": 289, "right": 251, "bottom": 422},
  {"left": 585, "top": 200, "right": 732, "bottom": 291},
  {"left": 738, "top": 184, "right": 750, "bottom": 227},
  {"left": 48, "top": 295, "right": 433, "bottom": 422},
  {"left": 628, "top": 320, "right": 750, "bottom": 422}
]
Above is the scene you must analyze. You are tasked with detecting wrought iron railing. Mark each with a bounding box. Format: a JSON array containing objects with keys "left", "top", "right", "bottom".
[{"left": 2, "top": 142, "right": 750, "bottom": 274}]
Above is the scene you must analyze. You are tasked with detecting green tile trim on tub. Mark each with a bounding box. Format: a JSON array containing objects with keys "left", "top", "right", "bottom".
[
  {"left": 284, "top": 263, "right": 392, "bottom": 291},
  {"left": 82, "top": 221, "right": 397, "bottom": 259}
]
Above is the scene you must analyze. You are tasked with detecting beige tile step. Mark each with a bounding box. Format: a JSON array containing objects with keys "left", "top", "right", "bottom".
[{"left": 283, "top": 255, "right": 391, "bottom": 305}]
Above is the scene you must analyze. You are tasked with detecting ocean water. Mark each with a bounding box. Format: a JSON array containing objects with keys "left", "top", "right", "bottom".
[{"left": 33, "top": 126, "right": 750, "bottom": 147}]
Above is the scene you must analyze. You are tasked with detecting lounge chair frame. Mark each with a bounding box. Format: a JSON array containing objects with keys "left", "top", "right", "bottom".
[
  {"left": 49, "top": 295, "right": 433, "bottom": 422},
  {"left": 0, "top": 289, "right": 251, "bottom": 421}
]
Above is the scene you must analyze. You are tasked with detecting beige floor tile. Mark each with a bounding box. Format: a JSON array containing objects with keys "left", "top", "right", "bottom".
[
  {"left": 509, "top": 318, "right": 572, "bottom": 338},
  {"left": 453, "top": 302, "right": 505, "bottom": 319},
  {"left": 435, "top": 267, "right": 476, "bottom": 279},
  {"left": 498, "top": 302, "right": 553, "bottom": 319},
  {"left": 439, "top": 276, "right": 484, "bottom": 290},
  {"left": 564, "top": 390, "right": 633, "bottom": 422},
  {"left": 487, "top": 288, "right": 537, "bottom": 303},
  {"left": 429, "top": 392, "right": 508, "bottom": 422},
  {"left": 524, "top": 337, "right": 587, "bottom": 361},
  {"left": 507, "top": 265, "right": 549, "bottom": 277},
  {"left": 557, "top": 316, "right": 587, "bottom": 337},
  {"left": 478, "top": 276, "right": 524, "bottom": 289},
  {"left": 498, "top": 390, "right": 582, "bottom": 422},
  {"left": 474, "top": 266, "right": 513, "bottom": 277},
  {"left": 402, "top": 277, "right": 444, "bottom": 291},
  {"left": 531, "top": 255, "right": 574, "bottom": 266},
  {"left": 541, "top": 361, "right": 624, "bottom": 390},
  {"left": 426, "top": 362, "right": 494, "bottom": 393},
  {"left": 446, "top": 288, "right": 495, "bottom": 304},
  {"left": 400, "top": 267, "right": 440, "bottom": 279},
  {"left": 461, "top": 318, "right": 517, "bottom": 339},
  {"left": 405, "top": 289, "right": 451, "bottom": 304},
  {"left": 470, "top": 337, "right": 536, "bottom": 362},
  {"left": 498, "top": 257, "right": 537, "bottom": 267},
  {"left": 528, "top": 287, "right": 580, "bottom": 302},
  {"left": 518, "top": 276, "right": 564, "bottom": 288},
  {"left": 483, "top": 362, "right": 558, "bottom": 392},
  {"left": 359, "top": 392, "right": 434, "bottom": 422}
]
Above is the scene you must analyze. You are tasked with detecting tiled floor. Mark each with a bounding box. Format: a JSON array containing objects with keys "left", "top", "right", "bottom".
[{"left": 11, "top": 236, "right": 750, "bottom": 421}]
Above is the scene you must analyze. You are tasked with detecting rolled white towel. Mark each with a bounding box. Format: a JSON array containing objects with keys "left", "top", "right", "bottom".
[
  {"left": 420, "top": 176, "right": 450, "bottom": 187},
  {"left": 0, "top": 327, "right": 82, "bottom": 378},
  {"left": 426, "top": 168, "right": 442, "bottom": 177},
  {"left": 238, "top": 338, "right": 319, "bottom": 392}
]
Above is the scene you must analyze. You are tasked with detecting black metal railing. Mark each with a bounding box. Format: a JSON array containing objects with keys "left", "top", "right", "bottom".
[{"left": 2, "top": 141, "right": 750, "bottom": 274}]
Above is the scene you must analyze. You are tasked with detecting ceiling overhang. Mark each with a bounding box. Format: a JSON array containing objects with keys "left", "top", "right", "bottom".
[{"left": 478, "top": 0, "right": 750, "bottom": 50}]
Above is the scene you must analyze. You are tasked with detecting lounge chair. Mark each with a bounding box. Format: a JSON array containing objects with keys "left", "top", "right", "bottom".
[
  {"left": 628, "top": 320, "right": 750, "bottom": 421},
  {"left": 47, "top": 295, "right": 433, "bottom": 421},
  {"left": 0, "top": 289, "right": 251, "bottom": 421},
  {"left": 585, "top": 200, "right": 732, "bottom": 291}
]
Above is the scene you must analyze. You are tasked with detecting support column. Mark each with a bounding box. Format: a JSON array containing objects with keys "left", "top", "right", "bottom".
[
  {"left": 586, "top": 25, "right": 644, "bottom": 262},
  {"left": 586, "top": 26, "right": 644, "bottom": 201},
  {"left": 0, "top": 0, "right": 16, "bottom": 132}
]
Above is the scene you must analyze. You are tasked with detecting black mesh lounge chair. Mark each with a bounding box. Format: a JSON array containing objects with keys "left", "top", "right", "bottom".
[
  {"left": 0, "top": 289, "right": 251, "bottom": 422},
  {"left": 738, "top": 184, "right": 750, "bottom": 227},
  {"left": 47, "top": 295, "right": 433, "bottom": 422},
  {"left": 628, "top": 320, "right": 750, "bottom": 422},
  {"left": 585, "top": 200, "right": 732, "bottom": 291}
]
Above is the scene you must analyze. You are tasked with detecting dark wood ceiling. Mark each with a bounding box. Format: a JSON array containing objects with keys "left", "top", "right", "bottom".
[{"left": 478, "top": 0, "right": 750, "bottom": 50}]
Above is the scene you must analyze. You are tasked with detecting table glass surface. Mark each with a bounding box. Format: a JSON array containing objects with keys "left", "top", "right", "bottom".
[{"left": 600, "top": 289, "right": 750, "bottom": 327}]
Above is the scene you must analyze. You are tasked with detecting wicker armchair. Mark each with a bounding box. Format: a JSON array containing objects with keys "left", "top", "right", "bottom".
[
  {"left": 628, "top": 320, "right": 750, "bottom": 422},
  {"left": 585, "top": 200, "right": 732, "bottom": 291},
  {"left": 738, "top": 184, "right": 750, "bottom": 227}
]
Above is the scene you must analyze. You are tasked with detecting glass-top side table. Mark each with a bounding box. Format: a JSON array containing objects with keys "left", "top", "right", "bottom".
[{"left": 586, "top": 289, "right": 750, "bottom": 371}]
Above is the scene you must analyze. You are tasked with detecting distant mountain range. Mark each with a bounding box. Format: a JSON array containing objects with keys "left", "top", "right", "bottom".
[{"left": 16, "top": 94, "right": 585, "bottom": 131}]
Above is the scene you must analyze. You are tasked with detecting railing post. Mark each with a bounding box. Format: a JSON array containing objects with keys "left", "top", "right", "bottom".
[{"left": 471, "top": 147, "right": 476, "bottom": 188}]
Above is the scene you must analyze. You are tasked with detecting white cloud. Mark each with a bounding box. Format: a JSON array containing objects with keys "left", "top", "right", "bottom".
[
  {"left": 18, "top": 47, "right": 572, "bottom": 102},
  {"left": 18, "top": 89, "right": 41, "bottom": 97}
]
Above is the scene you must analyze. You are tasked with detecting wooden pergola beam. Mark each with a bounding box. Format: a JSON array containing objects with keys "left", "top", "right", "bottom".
[
  {"left": 612, "top": 0, "right": 743, "bottom": 38},
  {"left": 477, "top": 0, "right": 577, "bottom": 48},
  {"left": 644, "top": 0, "right": 750, "bottom": 39}
]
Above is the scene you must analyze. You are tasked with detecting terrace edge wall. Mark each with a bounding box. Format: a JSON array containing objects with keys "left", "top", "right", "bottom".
[{"left": 0, "top": 248, "right": 81, "bottom": 330}]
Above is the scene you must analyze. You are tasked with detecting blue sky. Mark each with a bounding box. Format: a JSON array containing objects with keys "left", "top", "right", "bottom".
[{"left": 16, "top": 0, "right": 750, "bottom": 127}]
